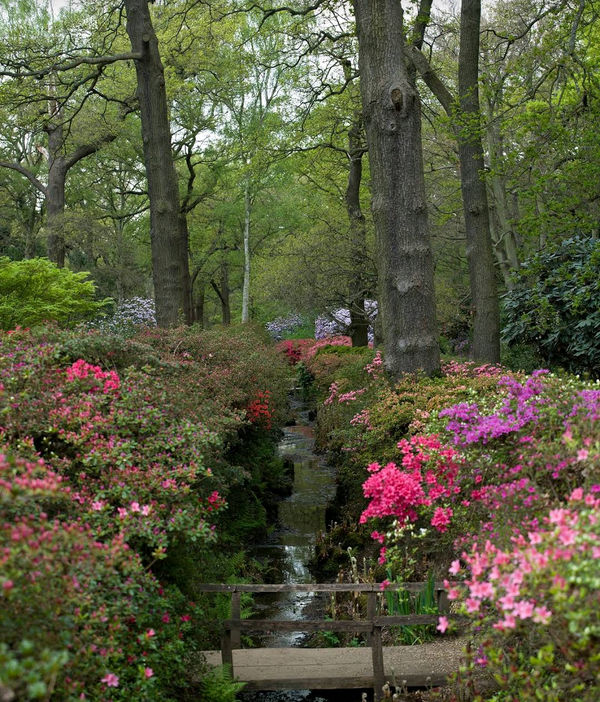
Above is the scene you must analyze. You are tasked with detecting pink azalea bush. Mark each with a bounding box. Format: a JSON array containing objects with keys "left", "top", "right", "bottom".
[
  {"left": 308, "top": 353, "right": 600, "bottom": 698},
  {"left": 0, "top": 324, "right": 289, "bottom": 700},
  {"left": 354, "top": 366, "right": 600, "bottom": 699}
]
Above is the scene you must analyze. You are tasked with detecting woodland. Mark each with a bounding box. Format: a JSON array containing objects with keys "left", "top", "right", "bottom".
[{"left": 0, "top": 0, "right": 599, "bottom": 701}]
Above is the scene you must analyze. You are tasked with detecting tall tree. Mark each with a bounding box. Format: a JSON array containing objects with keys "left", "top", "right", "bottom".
[
  {"left": 124, "top": 0, "right": 189, "bottom": 327},
  {"left": 353, "top": 0, "right": 439, "bottom": 376},
  {"left": 410, "top": 0, "right": 500, "bottom": 363}
]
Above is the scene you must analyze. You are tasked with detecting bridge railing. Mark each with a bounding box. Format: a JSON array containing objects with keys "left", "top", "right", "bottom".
[{"left": 196, "top": 582, "right": 456, "bottom": 696}]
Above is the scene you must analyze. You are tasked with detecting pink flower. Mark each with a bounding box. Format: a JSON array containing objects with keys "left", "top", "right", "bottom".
[
  {"left": 431, "top": 507, "right": 453, "bottom": 533},
  {"left": 144, "top": 667, "right": 153, "bottom": 678},
  {"left": 449, "top": 559, "right": 461, "bottom": 575},
  {"left": 145, "top": 628, "right": 155, "bottom": 638},
  {"left": 101, "top": 673, "right": 119, "bottom": 687},
  {"left": 577, "top": 449, "right": 589, "bottom": 461},
  {"left": 379, "top": 579, "right": 391, "bottom": 590},
  {"left": 436, "top": 616, "right": 449, "bottom": 633},
  {"left": 91, "top": 501, "right": 104, "bottom": 511},
  {"left": 130, "top": 501, "right": 140, "bottom": 513},
  {"left": 180, "top": 614, "right": 191, "bottom": 622},
  {"left": 2, "top": 580, "right": 14, "bottom": 591}
]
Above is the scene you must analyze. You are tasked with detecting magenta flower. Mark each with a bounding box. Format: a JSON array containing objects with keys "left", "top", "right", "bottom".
[{"left": 101, "top": 673, "right": 119, "bottom": 687}]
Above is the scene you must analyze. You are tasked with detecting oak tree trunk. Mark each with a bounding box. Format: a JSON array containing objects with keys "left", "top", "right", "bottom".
[
  {"left": 125, "top": 0, "right": 187, "bottom": 327},
  {"left": 458, "top": 0, "right": 500, "bottom": 362},
  {"left": 353, "top": 0, "right": 439, "bottom": 376}
]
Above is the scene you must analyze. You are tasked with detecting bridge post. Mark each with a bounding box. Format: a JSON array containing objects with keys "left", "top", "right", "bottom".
[
  {"left": 221, "top": 625, "right": 234, "bottom": 676},
  {"left": 366, "top": 591, "right": 377, "bottom": 645},
  {"left": 231, "top": 591, "right": 241, "bottom": 649},
  {"left": 371, "top": 622, "right": 385, "bottom": 700}
]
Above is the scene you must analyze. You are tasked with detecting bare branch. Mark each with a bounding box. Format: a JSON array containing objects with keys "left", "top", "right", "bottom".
[{"left": 0, "top": 52, "right": 142, "bottom": 79}]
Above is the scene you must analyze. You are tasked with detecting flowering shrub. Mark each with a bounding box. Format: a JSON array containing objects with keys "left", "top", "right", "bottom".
[
  {"left": 90, "top": 297, "right": 156, "bottom": 335},
  {"left": 445, "top": 491, "right": 600, "bottom": 701},
  {"left": 276, "top": 338, "right": 316, "bottom": 365},
  {"left": 265, "top": 313, "right": 303, "bottom": 340},
  {"left": 0, "top": 452, "right": 188, "bottom": 701},
  {"left": 0, "top": 323, "right": 290, "bottom": 699}
]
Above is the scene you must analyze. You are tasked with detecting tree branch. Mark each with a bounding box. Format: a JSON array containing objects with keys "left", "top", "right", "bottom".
[
  {"left": 0, "top": 52, "right": 143, "bottom": 79},
  {"left": 409, "top": 46, "right": 455, "bottom": 117},
  {"left": 0, "top": 161, "right": 48, "bottom": 196}
]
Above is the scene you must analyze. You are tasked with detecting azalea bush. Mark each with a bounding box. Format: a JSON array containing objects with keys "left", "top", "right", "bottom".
[
  {"left": 354, "top": 367, "right": 600, "bottom": 698},
  {"left": 0, "top": 452, "right": 189, "bottom": 701},
  {"left": 0, "top": 323, "right": 290, "bottom": 699}
]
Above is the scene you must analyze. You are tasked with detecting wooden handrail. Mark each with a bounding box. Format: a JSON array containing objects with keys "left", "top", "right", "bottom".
[
  {"left": 196, "top": 581, "right": 447, "bottom": 593},
  {"left": 199, "top": 583, "right": 455, "bottom": 698}
]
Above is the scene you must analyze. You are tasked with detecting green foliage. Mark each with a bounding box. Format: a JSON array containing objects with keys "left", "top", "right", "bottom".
[
  {"left": 384, "top": 572, "right": 438, "bottom": 646},
  {"left": 0, "top": 257, "right": 110, "bottom": 329},
  {"left": 0, "top": 640, "right": 69, "bottom": 701},
  {"left": 199, "top": 664, "right": 245, "bottom": 702},
  {"left": 502, "top": 236, "right": 600, "bottom": 376}
]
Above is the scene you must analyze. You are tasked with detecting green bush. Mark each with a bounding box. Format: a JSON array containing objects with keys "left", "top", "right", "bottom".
[
  {"left": 0, "top": 257, "right": 110, "bottom": 329},
  {"left": 502, "top": 236, "right": 600, "bottom": 376}
]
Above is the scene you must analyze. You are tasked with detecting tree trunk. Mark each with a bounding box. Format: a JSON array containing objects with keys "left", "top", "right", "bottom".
[
  {"left": 45, "top": 120, "right": 67, "bottom": 267},
  {"left": 220, "top": 260, "right": 231, "bottom": 325},
  {"left": 458, "top": 0, "right": 500, "bottom": 362},
  {"left": 125, "top": 0, "right": 185, "bottom": 328},
  {"left": 345, "top": 107, "right": 370, "bottom": 348},
  {"left": 241, "top": 180, "right": 251, "bottom": 323},
  {"left": 179, "top": 211, "right": 193, "bottom": 324},
  {"left": 194, "top": 277, "right": 205, "bottom": 328},
  {"left": 353, "top": 0, "right": 439, "bottom": 376}
]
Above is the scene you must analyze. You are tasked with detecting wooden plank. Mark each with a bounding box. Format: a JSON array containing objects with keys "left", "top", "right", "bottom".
[
  {"left": 196, "top": 582, "right": 448, "bottom": 594},
  {"left": 227, "top": 618, "right": 373, "bottom": 633},
  {"left": 200, "top": 645, "right": 459, "bottom": 691},
  {"left": 223, "top": 614, "right": 461, "bottom": 631}
]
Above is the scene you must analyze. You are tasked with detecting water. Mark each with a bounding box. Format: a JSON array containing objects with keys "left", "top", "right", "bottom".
[{"left": 239, "top": 401, "right": 341, "bottom": 702}]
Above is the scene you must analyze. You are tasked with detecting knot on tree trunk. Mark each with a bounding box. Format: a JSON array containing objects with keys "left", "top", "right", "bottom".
[{"left": 389, "top": 80, "right": 415, "bottom": 119}]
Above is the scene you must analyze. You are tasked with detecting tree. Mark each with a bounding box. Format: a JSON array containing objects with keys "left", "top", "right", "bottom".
[
  {"left": 409, "top": 0, "right": 500, "bottom": 363},
  {"left": 353, "top": 0, "right": 439, "bottom": 376},
  {"left": 124, "top": 0, "right": 190, "bottom": 327}
]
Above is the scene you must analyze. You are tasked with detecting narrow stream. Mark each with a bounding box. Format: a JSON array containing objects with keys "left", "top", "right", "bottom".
[{"left": 239, "top": 399, "right": 342, "bottom": 702}]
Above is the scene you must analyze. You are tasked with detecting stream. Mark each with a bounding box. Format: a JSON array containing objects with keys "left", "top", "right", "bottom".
[{"left": 238, "top": 399, "right": 346, "bottom": 702}]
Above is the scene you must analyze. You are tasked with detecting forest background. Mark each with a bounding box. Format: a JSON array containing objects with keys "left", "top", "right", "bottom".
[{"left": 1, "top": 0, "right": 598, "bottom": 376}]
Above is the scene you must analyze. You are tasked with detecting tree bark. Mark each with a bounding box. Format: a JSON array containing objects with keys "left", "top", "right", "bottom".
[
  {"left": 45, "top": 119, "right": 67, "bottom": 266},
  {"left": 125, "top": 0, "right": 186, "bottom": 327},
  {"left": 458, "top": 0, "right": 500, "bottom": 362},
  {"left": 345, "top": 106, "right": 370, "bottom": 348},
  {"left": 353, "top": 0, "right": 439, "bottom": 376}
]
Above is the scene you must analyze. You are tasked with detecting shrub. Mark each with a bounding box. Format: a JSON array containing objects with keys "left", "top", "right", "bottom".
[
  {"left": 502, "top": 236, "right": 600, "bottom": 376},
  {"left": 0, "top": 257, "right": 110, "bottom": 329}
]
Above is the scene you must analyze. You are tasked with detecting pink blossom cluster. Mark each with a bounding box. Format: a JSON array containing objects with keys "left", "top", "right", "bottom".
[
  {"left": 444, "top": 490, "right": 600, "bottom": 631},
  {"left": 66, "top": 359, "right": 120, "bottom": 394},
  {"left": 360, "top": 434, "right": 462, "bottom": 537},
  {"left": 365, "top": 350, "right": 383, "bottom": 378},
  {"left": 441, "top": 360, "right": 505, "bottom": 378}
]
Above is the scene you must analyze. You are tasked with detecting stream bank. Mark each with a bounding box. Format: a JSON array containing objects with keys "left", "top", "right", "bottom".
[{"left": 239, "top": 396, "right": 358, "bottom": 702}]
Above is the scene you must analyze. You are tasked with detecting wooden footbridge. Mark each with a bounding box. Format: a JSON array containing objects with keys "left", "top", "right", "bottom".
[{"left": 198, "top": 583, "right": 464, "bottom": 698}]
